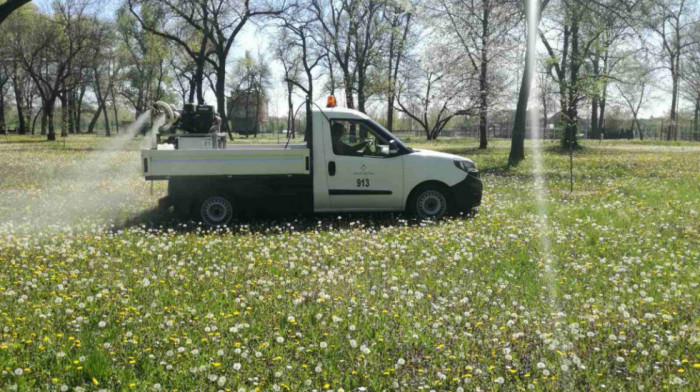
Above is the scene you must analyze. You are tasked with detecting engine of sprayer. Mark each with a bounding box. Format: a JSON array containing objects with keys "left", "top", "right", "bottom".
[
  {"left": 179, "top": 104, "right": 217, "bottom": 134},
  {"left": 151, "top": 101, "right": 225, "bottom": 150}
]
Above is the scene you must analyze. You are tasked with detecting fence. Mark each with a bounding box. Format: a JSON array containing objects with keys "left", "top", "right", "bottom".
[
  {"left": 393, "top": 122, "right": 564, "bottom": 140},
  {"left": 394, "top": 121, "right": 700, "bottom": 142}
]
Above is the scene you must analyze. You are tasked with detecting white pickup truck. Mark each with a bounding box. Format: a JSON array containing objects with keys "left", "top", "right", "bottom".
[{"left": 142, "top": 103, "right": 482, "bottom": 225}]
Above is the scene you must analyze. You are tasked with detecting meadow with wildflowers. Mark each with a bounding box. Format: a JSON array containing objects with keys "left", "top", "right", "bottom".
[{"left": 0, "top": 135, "right": 698, "bottom": 391}]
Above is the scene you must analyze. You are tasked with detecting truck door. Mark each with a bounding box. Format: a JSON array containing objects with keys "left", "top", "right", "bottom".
[{"left": 324, "top": 119, "right": 404, "bottom": 211}]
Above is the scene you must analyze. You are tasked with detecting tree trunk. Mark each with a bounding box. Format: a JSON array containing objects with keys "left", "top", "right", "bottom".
[
  {"left": 67, "top": 91, "right": 75, "bottom": 134},
  {"left": 598, "top": 51, "right": 609, "bottom": 131},
  {"left": 670, "top": 60, "right": 679, "bottom": 140},
  {"left": 87, "top": 104, "right": 103, "bottom": 134},
  {"left": 563, "top": 12, "right": 579, "bottom": 148},
  {"left": 591, "top": 96, "right": 598, "bottom": 135},
  {"left": 76, "top": 86, "right": 86, "bottom": 133},
  {"left": 287, "top": 81, "right": 294, "bottom": 138},
  {"left": 636, "top": 116, "right": 643, "bottom": 140},
  {"left": 195, "top": 59, "right": 205, "bottom": 105},
  {"left": 343, "top": 72, "right": 354, "bottom": 109},
  {"left": 60, "top": 91, "right": 68, "bottom": 137},
  {"left": 694, "top": 97, "right": 699, "bottom": 140},
  {"left": 102, "top": 100, "right": 111, "bottom": 137},
  {"left": 41, "top": 107, "right": 47, "bottom": 136},
  {"left": 112, "top": 89, "right": 119, "bottom": 135},
  {"left": 0, "top": 0, "right": 32, "bottom": 25},
  {"left": 508, "top": 1, "right": 537, "bottom": 165},
  {"left": 46, "top": 100, "right": 56, "bottom": 141},
  {"left": 478, "top": 4, "right": 490, "bottom": 150},
  {"left": 357, "top": 68, "right": 366, "bottom": 113},
  {"left": 12, "top": 75, "right": 26, "bottom": 134},
  {"left": 0, "top": 90, "right": 6, "bottom": 133},
  {"left": 215, "top": 65, "right": 233, "bottom": 139}
]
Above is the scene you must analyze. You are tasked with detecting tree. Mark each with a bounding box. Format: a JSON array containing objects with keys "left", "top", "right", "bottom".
[
  {"left": 12, "top": 0, "right": 97, "bottom": 140},
  {"left": 509, "top": 0, "right": 550, "bottom": 165},
  {"left": 383, "top": 0, "right": 414, "bottom": 132},
  {"left": 615, "top": 55, "right": 652, "bottom": 139},
  {"left": 118, "top": 5, "right": 173, "bottom": 116},
  {"left": 586, "top": 1, "right": 635, "bottom": 135},
  {"left": 273, "top": 28, "right": 302, "bottom": 138},
  {"left": 128, "top": 0, "right": 286, "bottom": 136},
  {"left": 311, "top": 0, "right": 386, "bottom": 113},
  {"left": 394, "top": 43, "right": 479, "bottom": 140},
  {"left": 642, "top": 0, "right": 697, "bottom": 140},
  {"left": 682, "top": 43, "right": 700, "bottom": 139},
  {"left": 0, "top": 0, "right": 32, "bottom": 26},
  {"left": 0, "top": 18, "right": 10, "bottom": 133},
  {"left": 540, "top": 0, "right": 608, "bottom": 148},
  {"left": 279, "top": 3, "right": 325, "bottom": 141},
  {"left": 435, "top": 0, "right": 521, "bottom": 149},
  {"left": 228, "top": 51, "right": 271, "bottom": 137}
]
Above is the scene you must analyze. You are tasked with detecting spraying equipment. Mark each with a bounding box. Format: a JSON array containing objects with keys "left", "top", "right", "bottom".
[{"left": 142, "top": 100, "right": 482, "bottom": 226}]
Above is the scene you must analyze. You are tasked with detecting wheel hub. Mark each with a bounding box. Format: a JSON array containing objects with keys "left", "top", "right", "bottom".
[
  {"left": 201, "top": 197, "right": 232, "bottom": 225},
  {"left": 417, "top": 190, "right": 446, "bottom": 219}
]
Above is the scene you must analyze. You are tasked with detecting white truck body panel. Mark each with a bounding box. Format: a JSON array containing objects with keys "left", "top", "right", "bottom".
[{"left": 143, "top": 148, "right": 309, "bottom": 177}]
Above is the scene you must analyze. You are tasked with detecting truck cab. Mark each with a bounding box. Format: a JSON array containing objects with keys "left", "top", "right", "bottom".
[{"left": 142, "top": 104, "right": 482, "bottom": 225}]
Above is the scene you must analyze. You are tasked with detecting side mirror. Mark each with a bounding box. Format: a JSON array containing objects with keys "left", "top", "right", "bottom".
[{"left": 389, "top": 140, "right": 399, "bottom": 154}]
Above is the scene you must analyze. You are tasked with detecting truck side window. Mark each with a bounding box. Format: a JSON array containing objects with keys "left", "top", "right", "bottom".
[{"left": 330, "top": 120, "right": 392, "bottom": 157}]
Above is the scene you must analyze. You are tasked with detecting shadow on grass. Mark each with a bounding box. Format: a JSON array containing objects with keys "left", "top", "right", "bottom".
[
  {"left": 0, "top": 138, "right": 54, "bottom": 145},
  {"left": 113, "top": 206, "right": 479, "bottom": 235},
  {"left": 545, "top": 144, "right": 588, "bottom": 155}
]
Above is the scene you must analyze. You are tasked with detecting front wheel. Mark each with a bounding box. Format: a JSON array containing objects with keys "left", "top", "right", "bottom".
[
  {"left": 198, "top": 195, "right": 234, "bottom": 227},
  {"left": 409, "top": 186, "right": 449, "bottom": 221}
]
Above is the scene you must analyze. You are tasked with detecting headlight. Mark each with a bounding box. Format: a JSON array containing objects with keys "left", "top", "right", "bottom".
[{"left": 454, "top": 159, "right": 477, "bottom": 173}]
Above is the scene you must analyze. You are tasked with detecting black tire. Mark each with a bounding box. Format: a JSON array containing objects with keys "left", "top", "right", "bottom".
[
  {"left": 198, "top": 195, "right": 234, "bottom": 227},
  {"left": 408, "top": 185, "right": 450, "bottom": 221}
]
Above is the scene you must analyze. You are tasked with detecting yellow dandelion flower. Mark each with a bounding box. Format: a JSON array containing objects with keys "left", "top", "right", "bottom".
[{"left": 92, "top": 378, "right": 99, "bottom": 386}]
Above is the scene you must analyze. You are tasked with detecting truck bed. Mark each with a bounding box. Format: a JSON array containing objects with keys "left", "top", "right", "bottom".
[{"left": 142, "top": 144, "right": 310, "bottom": 179}]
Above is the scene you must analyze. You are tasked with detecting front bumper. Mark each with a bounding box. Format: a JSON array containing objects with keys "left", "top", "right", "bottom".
[{"left": 450, "top": 171, "right": 483, "bottom": 212}]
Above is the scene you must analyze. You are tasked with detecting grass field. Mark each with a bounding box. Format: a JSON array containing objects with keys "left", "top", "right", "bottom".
[{"left": 0, "top": 134, "right": 698, "bottom": 391}]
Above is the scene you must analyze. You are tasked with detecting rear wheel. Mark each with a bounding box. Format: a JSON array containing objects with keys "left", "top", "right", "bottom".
[
  {"left": 409, "top": 186, "right": 449, "bottom": 221},
  {"left": 198, "top": 195, "right": 234, "bottom": 226}
]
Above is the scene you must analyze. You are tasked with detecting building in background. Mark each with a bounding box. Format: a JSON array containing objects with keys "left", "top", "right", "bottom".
[{"left": 227, "top": 91, "right": 268, "bottom": 137}]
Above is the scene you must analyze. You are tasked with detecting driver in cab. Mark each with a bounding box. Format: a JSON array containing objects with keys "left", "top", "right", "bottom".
[{"left": 331, "top": 122, "right": 369, "bottom": 156}]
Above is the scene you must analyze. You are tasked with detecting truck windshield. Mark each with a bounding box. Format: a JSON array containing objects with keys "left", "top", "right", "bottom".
[{"left": 368, "top": 120, "right": 413, "bottom": 153}]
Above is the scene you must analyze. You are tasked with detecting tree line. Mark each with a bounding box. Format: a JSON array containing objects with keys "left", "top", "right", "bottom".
[{"left": 0, "top": 0, "right": 699, "bottom": 163}]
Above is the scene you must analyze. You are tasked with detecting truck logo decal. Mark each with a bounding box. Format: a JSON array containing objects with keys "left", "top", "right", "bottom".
[{"left": 353, "top": 164, "right": 374, "bottom": 175}]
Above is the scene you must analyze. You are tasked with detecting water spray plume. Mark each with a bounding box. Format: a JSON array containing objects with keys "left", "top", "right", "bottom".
[{"left": 0, "top": 110, "right": 161, "bottom": 233}]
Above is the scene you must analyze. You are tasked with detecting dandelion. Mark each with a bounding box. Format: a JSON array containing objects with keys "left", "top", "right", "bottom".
[
  {"left": 98, "top": 321, "right": 106, "bottom": 328},
  {"left": 494, "top": 377, "right": 505, "bottom": 384},
  {"left": 320, "top": 341, "right": 327, "bottom": 349},
  {"left": 233, "top": 363, "right": 241, "bottom": 371},
  {"left": 14, "top": 368, "right": 23, "bottom": 376}
]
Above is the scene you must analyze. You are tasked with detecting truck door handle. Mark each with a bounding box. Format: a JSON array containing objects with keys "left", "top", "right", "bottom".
[{"left": 328, "top": 161, "right": 336, "bottom": 176}]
